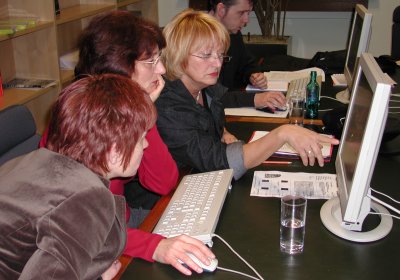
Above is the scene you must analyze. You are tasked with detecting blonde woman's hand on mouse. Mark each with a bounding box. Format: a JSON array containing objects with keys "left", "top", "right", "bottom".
[{"left": 254, "top": 91, "right": 287, "bottom": 109}]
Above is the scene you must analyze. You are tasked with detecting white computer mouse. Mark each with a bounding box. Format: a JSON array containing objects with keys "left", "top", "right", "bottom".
[{"left": 181, "top": 253, "right": 218, "bottom": 272}]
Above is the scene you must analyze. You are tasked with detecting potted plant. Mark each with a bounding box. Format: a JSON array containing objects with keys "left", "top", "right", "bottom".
[
  {"left": 188, "top": 0, "right": 290, "bottom": 53},
  {"left": 253, "top": 0, "right": 289, "bottom": 40}
]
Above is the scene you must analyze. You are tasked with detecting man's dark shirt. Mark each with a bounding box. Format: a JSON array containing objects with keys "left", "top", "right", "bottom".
[
  {"left": 220, "top": 31, "right": 261, "bottom": 89},
  {"left": 220, "top": 32, "right": 262, "bottom": 108}
]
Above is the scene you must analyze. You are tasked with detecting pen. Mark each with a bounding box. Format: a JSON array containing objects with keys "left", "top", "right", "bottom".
[{"left": 262, "top": 160, "right": 292, "bottom": 165}]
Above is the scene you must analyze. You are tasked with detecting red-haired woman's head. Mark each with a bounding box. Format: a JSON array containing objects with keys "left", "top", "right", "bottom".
[{"left": 46, "top": 74, "right": 156, "bottom": 176}]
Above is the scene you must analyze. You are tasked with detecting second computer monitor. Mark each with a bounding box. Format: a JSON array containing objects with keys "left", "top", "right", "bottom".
[{"left": 336, "top": 4, "right": 372, "bottom": 103}]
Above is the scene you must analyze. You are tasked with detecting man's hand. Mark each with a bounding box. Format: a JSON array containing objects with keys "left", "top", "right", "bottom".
[{"left": 250, "top": 72, "right": 268, "bottom": 89}]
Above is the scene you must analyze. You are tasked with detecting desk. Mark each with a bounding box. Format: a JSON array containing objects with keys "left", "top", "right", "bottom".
[{"left": 117, "top": 121, "right": 400, "bottom": 280}]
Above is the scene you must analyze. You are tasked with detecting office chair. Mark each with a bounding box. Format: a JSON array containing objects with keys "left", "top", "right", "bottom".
[{"left": 0, "top": 105, "right": 41, "bottom": 166}]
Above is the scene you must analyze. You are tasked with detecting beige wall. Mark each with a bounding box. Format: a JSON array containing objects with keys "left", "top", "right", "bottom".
[{"left": 158, "top": 0, "right": 399, "bottom": 58}]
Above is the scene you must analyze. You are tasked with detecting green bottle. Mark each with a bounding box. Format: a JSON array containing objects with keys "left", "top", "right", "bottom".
[{"left": 305, "top": 71, "right": 319, "bottom": 119}]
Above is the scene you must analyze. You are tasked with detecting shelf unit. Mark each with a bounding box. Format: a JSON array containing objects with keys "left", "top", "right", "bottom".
[{"left": 0, "top": 0, "right": 158, "bottom": 133}]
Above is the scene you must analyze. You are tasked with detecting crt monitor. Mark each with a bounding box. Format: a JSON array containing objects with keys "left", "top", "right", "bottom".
[
  {"left": 336, "top": 4, "right": 372, "bottom": 104},
  {"left": 321, "top": 53, "right": 393, "bottom": 242}
]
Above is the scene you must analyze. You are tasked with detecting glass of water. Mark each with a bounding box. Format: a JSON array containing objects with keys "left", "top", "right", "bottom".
[
  {"left": 289, "top": 94, "right": 305, "bottom": 126},
  {"left": 280, "top": 195, "right": 307, "bottom": 254}
]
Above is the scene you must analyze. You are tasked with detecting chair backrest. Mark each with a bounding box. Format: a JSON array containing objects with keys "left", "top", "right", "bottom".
[
  {"left": 392, "top": 6, "right": 400, "bottom": 60},
  {"left": 0, "top": 105, "right": 41, "bottom": 166}
]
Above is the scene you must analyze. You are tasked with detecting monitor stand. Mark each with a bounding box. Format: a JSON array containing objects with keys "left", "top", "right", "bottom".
[
  {"left": 320, "top": 197, "right": 393, "bottom": 242},
  {"left": 335, "top": 89, "right": 350, "bottom": 104}
]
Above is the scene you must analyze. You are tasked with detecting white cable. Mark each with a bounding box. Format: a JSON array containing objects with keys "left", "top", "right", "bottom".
[
  {"left": 320, "top": 96, "right": 341, "bottom": 102},
  {"left": 391, "top": 93, "right": 400, "bottom": 97},
  {"left": 217, "top": 266, "right": 261, "bottom": 280},
  {"left": 318, "top": 108, "right": 334, "bottom": 112},
  {"left": 211, "top": 234, "right": 264, "bottom": 280},
  {"left": 370, "top": 188, "right": 400, "bottom": 204},
  {"left": 368, "top": 194, "right": 400, "bottom": 215},
  {"left": 368, "top": 211, "right": 400, "bottom": 220}
]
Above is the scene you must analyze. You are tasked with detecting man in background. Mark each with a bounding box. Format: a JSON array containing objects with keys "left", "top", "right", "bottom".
[{"left": 209, "top": 0, "right": 286, "bottom": 110}]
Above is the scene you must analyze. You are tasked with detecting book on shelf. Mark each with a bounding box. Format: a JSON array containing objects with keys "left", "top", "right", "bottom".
[
  {"left": 249, "top": 130, "right": 333, "bottom": 162},
  {"left": 2, "top": 78, "right": 57, "bottom": 89},
  {"left": 0, "top": 18, "right": 38, "bottom": 35}
]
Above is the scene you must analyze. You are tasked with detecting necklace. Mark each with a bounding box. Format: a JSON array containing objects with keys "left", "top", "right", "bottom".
[
  {"left": 196, "top": 91, "right": 201, "bottom": 103},
  {"left": 194, "top": 90, "right": 201, "bottom": 103}
]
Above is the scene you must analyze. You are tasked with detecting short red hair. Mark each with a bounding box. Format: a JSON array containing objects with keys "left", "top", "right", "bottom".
[{"left": 46, "top": 74, "right": 156, "bottom": 175}]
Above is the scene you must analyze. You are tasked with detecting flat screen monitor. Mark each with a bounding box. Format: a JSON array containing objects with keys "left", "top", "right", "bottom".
[
  {"left": 336, "top": 4, "right": 372, "bottom": 104},
  {"left": 321, "top": 53, "right": 393, "bottom": 242}
]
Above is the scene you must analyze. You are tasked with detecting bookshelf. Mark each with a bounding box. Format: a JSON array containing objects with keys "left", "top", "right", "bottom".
[{"left": 0, "top": 0, "right": 158, "bottom": 133}]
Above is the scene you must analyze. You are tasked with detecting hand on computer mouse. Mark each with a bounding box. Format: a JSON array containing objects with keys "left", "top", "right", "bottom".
[
  {"left": 179, "top": 253, "right": 218, "bottom": 272},
  {"left": 254, "top": 91, "right": 287, "bottom": 110},
  {"left": 152, "top": 234, "right": 216, "bottom": 275}
]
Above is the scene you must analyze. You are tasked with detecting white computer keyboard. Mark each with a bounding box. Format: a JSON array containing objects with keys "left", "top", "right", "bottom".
[
  {"left": 287, "top": 77, "right": 310, "bottom": 99},
  {"left": 153, "top": 169, "right": 234, "bottom": 247}
]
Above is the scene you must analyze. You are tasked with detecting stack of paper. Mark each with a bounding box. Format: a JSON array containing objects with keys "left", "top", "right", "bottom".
[
  {"left": 264, "top": 67, "right": 325, "bottom": 83},
  {"left": 249, "top": 130, "right": 333, "bottom": 162},
  {"left": 246, "top": 80, "right": 288, "bottom": 92},
  {"left": 245, "top": 67, "right": 325, "bottom": 93},
  {"left": 331, "top": 73, "right": 347, "bottom": 86}
]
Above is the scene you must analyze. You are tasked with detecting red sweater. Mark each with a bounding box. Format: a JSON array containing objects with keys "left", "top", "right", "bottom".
[{"left": 40, "top": 125, "right": 178, "bottom": 262}]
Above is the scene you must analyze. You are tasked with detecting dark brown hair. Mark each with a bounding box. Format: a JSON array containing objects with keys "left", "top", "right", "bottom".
[
  {"left": 46, "top": 74, "right": 156, "bottom": 175},
  {"left": 208, "top": 0, "right": 255, "bottom": 12},
  {"left": 75, "top": 10, "right": 166, "bottom": 78}
]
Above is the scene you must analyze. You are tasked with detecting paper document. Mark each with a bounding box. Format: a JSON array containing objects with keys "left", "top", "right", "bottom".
[
  {"left": 224, "top": 107, "right": 288, "bottom": 118},
  {"left": 264, "top": 67, "right": 325, "bottom": 83},
  {"left": 246, "top": 80, "right": 289, "bottom": 92},
  {"left": 250, "top": 171, "right": 337, "bottom": 199}
]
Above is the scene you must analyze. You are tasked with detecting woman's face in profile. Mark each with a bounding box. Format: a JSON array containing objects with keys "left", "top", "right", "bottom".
[
  {"left": 108, "top": 132, "right": 149, "bottom": 179},
  {"left": 131, "top": 47, "right": 166, "bottom": 102}
]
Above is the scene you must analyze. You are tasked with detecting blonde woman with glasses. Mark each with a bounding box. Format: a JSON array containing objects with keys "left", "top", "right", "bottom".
[{"left": 156, "top": 9, "right": 339, "bottom": 180}]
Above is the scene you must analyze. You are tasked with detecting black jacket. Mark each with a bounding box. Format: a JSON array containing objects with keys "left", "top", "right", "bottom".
[{"left": 156, "top": 79, "right": 230, "bottom": 172}]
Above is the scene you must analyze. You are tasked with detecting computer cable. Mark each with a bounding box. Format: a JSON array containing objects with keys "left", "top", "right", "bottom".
[
  {"left": 367, "top": 188, "right": 400, "bottom": 219},
  {"left": 211, "top": 234, "right": 264, "bottom": 280}
]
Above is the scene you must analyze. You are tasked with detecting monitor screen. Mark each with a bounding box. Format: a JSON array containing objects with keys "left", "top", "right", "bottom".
[
  {"left": 321, "top": 53, "right": 393, "bottom": 242},
  {"left": 336, "top": 4, "right": 372, "bottom": 104}
]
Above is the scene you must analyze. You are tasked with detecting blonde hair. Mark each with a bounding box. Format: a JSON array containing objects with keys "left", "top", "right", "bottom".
[{"left": 162, "top": 9, "right": 230, "bottom": 80}]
